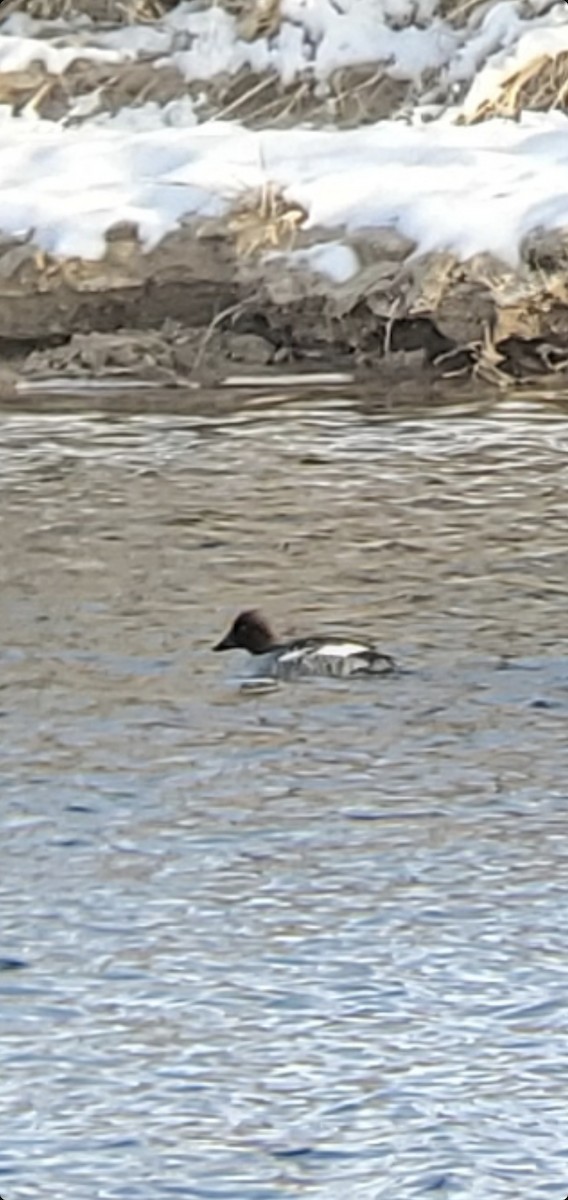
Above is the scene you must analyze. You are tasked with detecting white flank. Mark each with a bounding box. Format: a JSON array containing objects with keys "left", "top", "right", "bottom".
[
  {"left": 277, "top": 646, "right": 308, "bottom": 663},
  {"left": 312, "top": 642, "right": 368, "bottom": 659}
]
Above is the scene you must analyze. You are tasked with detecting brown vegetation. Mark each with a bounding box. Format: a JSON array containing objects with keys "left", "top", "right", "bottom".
[
  {"left": 227, "top": 183, "right": 307, "bottom": 257},
  {"left": 465, "top": 49, "right": 568, "bottom": 122}
]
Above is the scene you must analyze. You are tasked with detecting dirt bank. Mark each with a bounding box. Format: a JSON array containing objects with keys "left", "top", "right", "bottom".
[{"left": 2, "top": 214, "right": 568, "bottom": 390}]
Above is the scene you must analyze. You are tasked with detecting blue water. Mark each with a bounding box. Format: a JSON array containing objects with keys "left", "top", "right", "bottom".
[{"left": 1, "top": 401, "right": 567, "bottom": 1200}]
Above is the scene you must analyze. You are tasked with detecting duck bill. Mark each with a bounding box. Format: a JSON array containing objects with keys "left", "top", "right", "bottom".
[{"left": 213, "top": 631, "right": 235, "bottom": 652}]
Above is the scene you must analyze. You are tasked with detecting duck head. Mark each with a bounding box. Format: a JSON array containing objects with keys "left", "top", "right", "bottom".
[{"left": 213, "top": 610, "right": 277, "bottom": 655}]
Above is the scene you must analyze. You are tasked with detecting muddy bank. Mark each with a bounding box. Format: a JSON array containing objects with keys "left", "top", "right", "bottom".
[{"left": 2, "top": 216, "right": 568, "bottom": 391}]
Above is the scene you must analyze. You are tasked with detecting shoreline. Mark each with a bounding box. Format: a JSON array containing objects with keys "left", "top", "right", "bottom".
[
  {"left": 2, "top": 0, "right": 568, "bottom": 395},
  {"left": 2, "top": 217, "right": 568, "bottom": 392}
]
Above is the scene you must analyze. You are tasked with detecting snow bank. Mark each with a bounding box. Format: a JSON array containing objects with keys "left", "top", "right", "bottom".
[
  {"left": 1, "top": 0, "right": 565, "bottom": 98},
  {"left": 1, "top": 108, "right": 568, "bottom": 267},
  {"left": 0, "top": 28, "right": 133, "bottom": 74},
  {"left": 459, "top": 11, "right": 568, "bottom": 117},
  {"left": 0, "top": 1, "right": 458, "bottom": 86}
]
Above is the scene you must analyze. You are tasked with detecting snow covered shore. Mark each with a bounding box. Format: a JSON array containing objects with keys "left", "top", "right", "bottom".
[{"left": 1, "top": 0, "right": 568, "bottom": 388}]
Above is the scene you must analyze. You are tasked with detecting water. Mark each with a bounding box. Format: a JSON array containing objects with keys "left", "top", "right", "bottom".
[{"left": 1, "top": 394, "right": 567, "bottom": 1200}]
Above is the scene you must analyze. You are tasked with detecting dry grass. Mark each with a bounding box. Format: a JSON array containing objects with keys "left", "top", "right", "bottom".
[
  {"left": 0, "top": 56, "right": 190, "bottom": 120},
  {"left": 0, "top": 0, "right": 278, "bottom": 25},
  {"left": 326, "top": 65, "right": 408, "bottom": 125},
  {"left": 434, "top": 0, "right": 489, "bottom": 26},
  {"left": 0, "top": 65, "right": 48, "bottom": 107},
  {"left": 1, "top": 0, "right": 174, "bottom": 23},
  {"left": 0, "top": 0, "right": 71, "bottom": 17},
  {"left": 6, "top": 0, "right": 485, "bottom": 35},
  {"left": 465, "top": 49, "right": 568, "bottom": 122},
  {"left": 210, "top": 60, "right": 410, "bottom": 130},
  {"left": 223, "top": 0, "right": 284, "bottom": 42},
  {"left": 228, "top": 182, "right": 307, "bottom": 257}
]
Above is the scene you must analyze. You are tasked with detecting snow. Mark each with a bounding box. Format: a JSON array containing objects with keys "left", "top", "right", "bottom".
[
  {"left": 163, "top": 7, "right": 273, "bottom": 83},
  {"left": 1, "top": 110, "right": 568, "bottom": 266},
  {"left": 74, "top": 95, "right": 199, "bottom": 131},
  {"left": 0, "top": 0, "right": 568, "bottom": 272},
  {"left": 0, "top": 31, "right": 131, "bottom": 74},
  {"left": 278, "top": 242, "right": 361, "bottom": 282},
  {"left": 108, "top": 2, "right": 461, "bottom": 86},
  {"left": 0, "top": 0, "right": 565, "bottom": 94},
  {"left": 306, "top": 10, "right": 457, "bottom": 81},
  {"left": 460, "top": 14, "right": 568, "bottom": 116},
  {"left": 0, "top": 0, "right": 465, "bottom": 88}
]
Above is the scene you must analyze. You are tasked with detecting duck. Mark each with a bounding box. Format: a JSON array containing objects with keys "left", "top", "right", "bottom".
[{"left": 213, "top": 609, "right": 396, "bottom": 680}]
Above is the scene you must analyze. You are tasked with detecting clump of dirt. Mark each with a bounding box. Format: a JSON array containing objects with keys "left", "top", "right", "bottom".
[
  {"left": 18, "top": 321, "right": 280, "bottom": 384},
  {"left": 24, "top": 328, "right": 183, "bottom": 379}
]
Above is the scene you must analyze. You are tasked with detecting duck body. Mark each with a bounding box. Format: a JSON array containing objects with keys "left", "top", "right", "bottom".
[{"left": 213, "top": 610, "right": 395, "bottom": 680}]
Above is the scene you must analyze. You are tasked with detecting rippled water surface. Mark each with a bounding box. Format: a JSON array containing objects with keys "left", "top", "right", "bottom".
[{"left": 1, "top": 393, "right": 567, "bottom": 1200}]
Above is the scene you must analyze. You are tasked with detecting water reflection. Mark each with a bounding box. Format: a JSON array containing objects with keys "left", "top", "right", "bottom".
[{"left": 0, "top": 396, "right": 567, "bottom": 1200}]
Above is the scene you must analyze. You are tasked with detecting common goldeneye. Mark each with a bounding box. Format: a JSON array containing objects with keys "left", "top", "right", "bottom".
[{"left": 213, "top": 609, "right": 395, "bottom": 679}]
